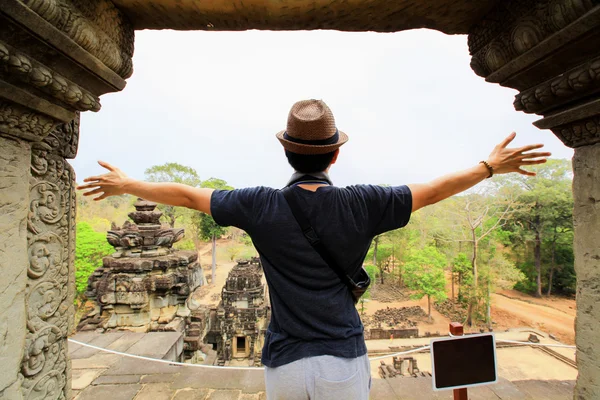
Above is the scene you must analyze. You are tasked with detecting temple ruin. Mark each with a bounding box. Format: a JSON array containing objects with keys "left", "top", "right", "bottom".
[
  {"left": 78, "top": 206, "right": 269, "bottom": 366},
  {"left": 78, "top": 198, "right": 204, "bottom": 335},
  {"left": 207, "top": 258, "right": 270, "bottom": 366},
  {"left": 1, "top": 1, "right": 599, "bottom": 398}
]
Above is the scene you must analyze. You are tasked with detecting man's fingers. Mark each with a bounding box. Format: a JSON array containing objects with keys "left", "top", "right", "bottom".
[
  {"left": 98, "top": 160, "right": 116, "bottom": 172},
  {"left": 520, "top": 151, "right": 552, "bottom": 159},
  {"left": 520, "top": 159, "right": 548, "bottom": 166},
  {"left": 77, "top": 182, "right": 101, "bottom": 190},
  {"left": 83, "top": 175, "right": 103, "bottom": 183},
  {"left": 94, "top": 193, "right": 108, "bottom": 201},
  {"left": 83, "top": 188, "right": 103, "bottom": 197},
  {"left": 517, "top": 144, "right": 545, "bottom": 153},
  {"left": 499, "top": 132, "right": 517, "bottom": 148},
  {"left": 517, "top": 167, "right": 536, "bottom": 176}
]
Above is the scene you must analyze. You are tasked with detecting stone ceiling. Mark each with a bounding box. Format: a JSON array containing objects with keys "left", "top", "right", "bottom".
[{"left": 110, "top": 0, "right": 501, "bottom": 34}]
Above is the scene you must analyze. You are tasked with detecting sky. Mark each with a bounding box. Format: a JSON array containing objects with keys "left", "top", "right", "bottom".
[{"left": 72, "top": 29, "right": 574, "bottom": 189}]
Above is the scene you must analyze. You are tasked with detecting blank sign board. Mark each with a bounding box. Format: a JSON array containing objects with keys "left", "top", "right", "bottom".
[{"left": 430, "top": 333, "right": 497, "bottom": 391}]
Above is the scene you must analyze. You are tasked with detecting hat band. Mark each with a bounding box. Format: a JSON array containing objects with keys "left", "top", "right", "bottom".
[{"left": 283, "top": 129, "right": 339, "bottom": 146}]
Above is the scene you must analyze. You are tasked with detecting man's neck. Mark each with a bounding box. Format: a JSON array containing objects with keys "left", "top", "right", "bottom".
[{"left": 287, "top": 171, "right": 332, "bottom": 189}]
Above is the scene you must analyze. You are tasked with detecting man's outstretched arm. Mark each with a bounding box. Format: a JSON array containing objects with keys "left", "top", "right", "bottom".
[
  {"left": 408, "top": 132, "right": 551, "bottom": 213},
  {"left": 77, "top": 161, "right": 214, "bottom": 215}
]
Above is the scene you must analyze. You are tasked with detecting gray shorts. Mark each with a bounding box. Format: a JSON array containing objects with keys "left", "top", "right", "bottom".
[{"left": 264, "top": 354, "right": 371, "bottom": 400}]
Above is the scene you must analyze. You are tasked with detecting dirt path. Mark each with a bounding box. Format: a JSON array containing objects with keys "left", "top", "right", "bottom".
[{"left": 491, "top": 291, "right": 575, "bottom": 344}]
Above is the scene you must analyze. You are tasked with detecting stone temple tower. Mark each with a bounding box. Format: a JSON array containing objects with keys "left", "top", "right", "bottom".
[{"left": 78, "top": 198, "right": 204, "bottom": 333}]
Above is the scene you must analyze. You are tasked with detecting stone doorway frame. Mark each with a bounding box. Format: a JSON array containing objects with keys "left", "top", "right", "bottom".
[{"left": 0, "top": 1, "right": 599, "bottom": 399}]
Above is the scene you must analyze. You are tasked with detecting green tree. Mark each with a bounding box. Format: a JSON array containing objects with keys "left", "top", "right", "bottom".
[
  {"left": 511, "top": 160, "right": 573, "bottom": 297},
  {"left": 403, "top": 246, "right": 447, "bottom": 321},
  {"left": 366, "top": 243, "right": 393, "bottom": 284},
  {"left": 358, "top": 264, "right": 377, "bottom": 316},
  {"left": 198, "top": 177, "right": 233, "bottom": 284},
  {"left": 454, "top": 186, "right": 521, "bottom": 326},
  {"left": 75, "top": 222, "right": 114, "bottom": 298},
  {"left": 144, "top": 163, "right": 202, "bottom": 227},
  {"left": 451, "top": 253, "right": 472, "bottom": 303}
]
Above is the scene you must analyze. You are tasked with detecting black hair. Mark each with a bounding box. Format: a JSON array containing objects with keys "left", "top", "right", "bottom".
[{"left": 285, "top": 150, "right": 337, "bottom": 173}]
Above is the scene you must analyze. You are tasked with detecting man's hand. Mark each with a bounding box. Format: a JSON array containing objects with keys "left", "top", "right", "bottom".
[
  {"left": 76, "top": 161, "right": 214, "bottom": 214},
  {"left": 408, "top": 132, "right": 551, "bottom": 212},
  {"left": 77, "top": 161, "right": 131, "bottom": 201},
  {"left": 486, "top": 132, "right": 551, "bottom": 176}
]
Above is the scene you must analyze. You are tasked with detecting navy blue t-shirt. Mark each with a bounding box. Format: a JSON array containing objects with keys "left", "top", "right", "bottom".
[{"left": 210, "top": 184, "right": 412, "bottom": 367}]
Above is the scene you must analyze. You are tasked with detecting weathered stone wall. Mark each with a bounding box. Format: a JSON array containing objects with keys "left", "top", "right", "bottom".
[
  {"left": 110, "top": 0, "right": 500, "bottom": 34},
  {"left": 0, "top": 1, "right": 134, "bottom": 398},
  {"left": 573, "top": 143, "right": 600, "bottom": 400},
  {"left": 0, "top": 136, "right": 31, "bottom": 399}
]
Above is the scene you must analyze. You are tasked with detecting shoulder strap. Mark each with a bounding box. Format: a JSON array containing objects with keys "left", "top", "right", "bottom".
[{"left": 281, "top": 187, "right": 354, "bottom": 289}]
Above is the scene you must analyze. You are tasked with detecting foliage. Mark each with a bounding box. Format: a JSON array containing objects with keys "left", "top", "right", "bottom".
[
  {"left": 144, "top": 162, "right": 202, "bottom": 227},
  {"left": 403, "top": 246, "right": 447, "bottom": 318},
  {"left": 358, "top": 264, "right": 378, "bottom": 316},
  {"left": 74, "top": 222, "right": 114, "bottom": 298},
  {"left": 366, "top": 243, "right": 394, "bottom": 284}
]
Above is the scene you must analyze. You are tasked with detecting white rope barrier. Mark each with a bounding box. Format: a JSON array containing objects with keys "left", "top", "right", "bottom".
[
  {"left": 68, "top": 339, "right": 261, "bottom": 370},
  {"left": 68, "top": 337, "right": 575, "bottom": 370},
  {"left": 496, "top": 339, "right": 576, "bottom": 349},
  {"left": 368, "top": 345, "right": 431, "bottom": 361}
]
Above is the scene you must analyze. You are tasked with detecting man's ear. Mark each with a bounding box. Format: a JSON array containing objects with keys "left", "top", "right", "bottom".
[{"left": 330, "top": 149, "right": 340, "bottom": 165}]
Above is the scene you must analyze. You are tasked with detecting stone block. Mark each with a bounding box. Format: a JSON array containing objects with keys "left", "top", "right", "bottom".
[
  {"left": 207, "top": 390, "right": 242, "bottom": 400},
  {"left": 172, "top": 388, "right": 210, "bottom": 400},
  {"left": 177, "top": 305, "right": 191, "bottom": 318},
  {"left": 151, "top": 307, "right": 161, "bottom": 321},
  {"left": 75, "top": 384, "right": 142, "bottom": 400},
  {"left": 71, "top": 368, "right": 106, "bottom": 390},
  {"left": 114, "top": 305, "right": 134, "bottom": 314},
  {"left": 92, "top": 374, "right": 141, "bottom": 385},
  {"left": 159, "top": 305, "right": 178, "bottom": 324},
  {"left": 140, "top": 374, "right": 180, "bottom": 384},
  {"left": 134, "top": 383, "right": 175, "bottom": 400},
  {"left": 108, "top": 357, "right": 182, "bottom": 375},
  {"left": 116, "top": 312, "right": 151, "bottom": 327},
  {"left": 0, "top": 137, "right": 30, "bottom": 394},
  {"left": 152, "top": 296, "right": 168, "bottom": 309},
  {"left": 71, "top": 354, "right": 121, "bottom": 370},
  {"left": 165, "top": 317, "right": 185, "bottom": 332}
]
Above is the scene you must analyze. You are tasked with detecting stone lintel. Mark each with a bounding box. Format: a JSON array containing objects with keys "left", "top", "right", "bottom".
[
  {"left": 468, "top": 1, "right": 600, "bottom": 149},
  {"left": 534, "top": 98, "right": 600, "bottom": 130},
  {"left": 0, "top": 0, "right": 127, "bottom": 93},
  {"left": 111, "top": 0, "right": 500, "bottom": 34},
  {"left": 0, "top": 80, "right": 74, "bottom": 124},
  {"left": 485, "top": 6, "right": 600, "bottom": 86}
]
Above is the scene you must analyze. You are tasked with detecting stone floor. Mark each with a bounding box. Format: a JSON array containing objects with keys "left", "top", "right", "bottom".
[{"left": 69, "top": 331, "right": 576, "bottom": 400}]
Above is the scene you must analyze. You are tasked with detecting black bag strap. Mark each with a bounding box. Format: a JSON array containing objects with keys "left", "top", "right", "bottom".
[{"left": 281, "top": 187, "right": 356, "bottom": 289}]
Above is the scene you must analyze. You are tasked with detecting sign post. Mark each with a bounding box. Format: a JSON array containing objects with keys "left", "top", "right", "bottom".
[{"left": 449, "top": 322, "right": 468, "bottom": 400}]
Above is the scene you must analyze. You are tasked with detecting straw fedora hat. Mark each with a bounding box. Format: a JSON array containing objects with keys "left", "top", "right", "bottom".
[{"left": 276, "top": 99, "right": 348, "bottom": 155}]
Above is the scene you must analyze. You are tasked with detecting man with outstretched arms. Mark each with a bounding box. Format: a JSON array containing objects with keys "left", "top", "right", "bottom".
[{"left": 78, "top": 99, "right": 550, "bottom": 400}]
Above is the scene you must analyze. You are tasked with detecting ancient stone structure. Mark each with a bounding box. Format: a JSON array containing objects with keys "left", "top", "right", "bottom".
[
  {"left": 208, "top": 258, "right": 269, "bottom": 366},
  {"left": 466, "top": 2, "right": 600, "bottom": 397},
  {"left": 1, "top": 0, "right": 600, "bottom": 398},
  {"left": 78, "top": 199, "right": 204, "bottom": 333}
]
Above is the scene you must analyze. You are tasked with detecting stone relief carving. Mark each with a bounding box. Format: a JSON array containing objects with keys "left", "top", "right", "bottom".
[
  {"left": 468, "top": 0, "right": 595, "bottom": 77},
  {"left": 20, "top": 119, "right": 77, "bottom": 400},
  {"left": 553, "top": 116, "right": 600, "bottom": 147},
  {"left": 43, "top": 114, "right": 80, "bottom": 159},
  {"left": 22, "top": 0, "right": 134, "bottom": 78},
  {"left": 514, "top": 56, "right": 600, "bottom": 113},
  {"left": 0, "top": 41, "right": 100, "bottom": 112},
  {"left": 0, "top": 101, "right": 58, "bottom": 141}
]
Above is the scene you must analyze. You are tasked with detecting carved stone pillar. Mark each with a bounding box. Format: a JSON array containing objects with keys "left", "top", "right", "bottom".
[
  {"left": 0, "top": 1, "right": 133, "bottom": 399},
  {"left": 468, "top": 1, "right": 600, "bottom": 398}
]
